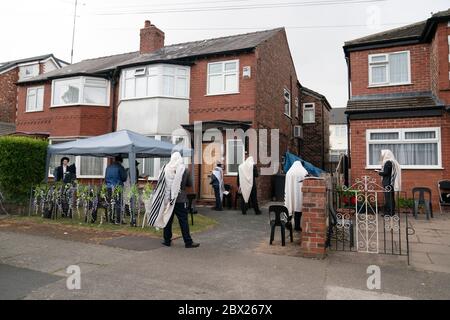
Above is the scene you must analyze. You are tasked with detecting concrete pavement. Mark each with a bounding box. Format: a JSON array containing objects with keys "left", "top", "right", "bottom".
[{"left": 1, "top": 207, "right": 450, "bottom": 299}]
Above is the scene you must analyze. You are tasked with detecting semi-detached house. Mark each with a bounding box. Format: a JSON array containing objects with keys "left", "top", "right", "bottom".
[
  {"left": 16, "top": 20, "right": 330, "bottom": 203},
  {"left": 344, "top": 9, "right": 450, "bottom": 209}
]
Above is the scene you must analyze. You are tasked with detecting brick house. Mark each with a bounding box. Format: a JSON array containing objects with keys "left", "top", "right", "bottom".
[
  {"left": 329, "top": 107, "right": 348, "bottom": 165},
  {"left": 15, "top": 21, "right": 330, "bottom": 202},
  {"left": 0, "top": 54, "right": 68, "bottom": 129},
  {"left": 343, "top": 9, "right": 450, "bottom": 209},
  {"left": 298, "top": 85, "right": 331, "bottom": 170}
]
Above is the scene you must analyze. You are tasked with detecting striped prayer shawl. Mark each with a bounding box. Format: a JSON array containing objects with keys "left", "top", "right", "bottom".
[{"left": 145, "top": 165, "right": 168, "bottom": 228}]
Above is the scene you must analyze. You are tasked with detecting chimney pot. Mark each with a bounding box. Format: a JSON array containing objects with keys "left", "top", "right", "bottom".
[{"left": 144, "top": 20, "right": 151, "bottom": 28}]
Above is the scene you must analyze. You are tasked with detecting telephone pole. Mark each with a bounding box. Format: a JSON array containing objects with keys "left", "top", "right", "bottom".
[{"left": 70, "top": 0, "right": 78, "bottom": 64}]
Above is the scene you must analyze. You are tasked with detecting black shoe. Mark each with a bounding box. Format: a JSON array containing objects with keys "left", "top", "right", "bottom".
[
  {"left": 162, "top": 241, "right": 171, "bottom": 247},
  {"left": 185, "top": 242, "right": 200, "bottom": 248}
]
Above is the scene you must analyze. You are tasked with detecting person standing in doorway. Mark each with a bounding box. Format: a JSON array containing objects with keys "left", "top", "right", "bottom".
[
  {"left": 376, "top": 149, "right": 402, "bottom": 216},
  {"left": 237, "top": 155, "right": 261, "bottom": 215},
  {"left": 210, "top": 162, "right": 224, "bottom": 211}
]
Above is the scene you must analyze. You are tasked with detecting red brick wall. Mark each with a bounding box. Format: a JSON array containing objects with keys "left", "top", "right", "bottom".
[
  {"left": 434, "top": 22, "right": 450, "bottom": 104},
  {"left": 349, "top": 43, "right": 431, "bottom": 96},
  {"left": 189, "top": 52, "right": 257, "bottom": 123},
  {"left": 349, "top": 116, "right": 450, "bottom": 210},
  {"left": 0, "top": 68, "right": 19, "bottom": 123},
  {"left": 16, "top": 81, "right": 113, "bottom": 137},
  {"left": 255, "top": 29, "right": 301, "bottom": 200},
  {"left": 300, "top": 93, "right": 330, "bottom": 169}
]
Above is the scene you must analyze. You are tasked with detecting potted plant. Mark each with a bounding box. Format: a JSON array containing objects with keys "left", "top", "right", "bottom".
[
  {"left": 142, "top": 183, "right": 154, "bottom": 213},
  {"left": 398, "top": 197, "right": 414, "bottom": 214}
]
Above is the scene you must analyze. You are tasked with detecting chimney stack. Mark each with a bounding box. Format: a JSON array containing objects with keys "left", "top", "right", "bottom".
[{"left": 140, "top": 20, "right": 165, "bottom": 54}]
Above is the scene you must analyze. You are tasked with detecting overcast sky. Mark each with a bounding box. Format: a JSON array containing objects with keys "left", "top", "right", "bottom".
[{"left": 1, "top": 0, "right": 448, "bottom": 107}]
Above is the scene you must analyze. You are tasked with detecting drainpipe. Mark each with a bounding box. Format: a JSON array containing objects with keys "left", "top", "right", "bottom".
[
  {"left": 345, "top": 56, "right": 351, "bottom": 170},
  {"left": 110, "top": 69, "right": 120, "bottom": 132}
]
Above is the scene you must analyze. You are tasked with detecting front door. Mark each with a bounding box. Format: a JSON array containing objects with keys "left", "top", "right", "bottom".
[{"left": 201, "top": 142, "right": 221, "bottom": 199}]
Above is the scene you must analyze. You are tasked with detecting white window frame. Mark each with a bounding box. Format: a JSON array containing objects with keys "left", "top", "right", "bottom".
[
  {"left": 48, "top": 139, "right": 107, "bottom": 179},
  {"left": 368, "top": 50, "right": 411, "bottom": 87},
  {"left": 51, "top": 76, "right": 110, "bottom": 107},
  {"left": 366, "top": 127, "right": 442, "bottom": 170},
  {"left": 26, "top": 86, "right": 44, "bottom": 112},
  {"left": 226, "top": 139, "right": 245, "bottom": 176},
  {"left": 303, "top": 103, "right": 315, "bottom": 124},
  {"left": 295, "top": 97, "right": 299, "bottom": 118},
  {"left": 19, "top": 63, "right": 40, "bottom": 79},
  {"left": 120, "top": 64, "right": 190, "bottom": 100},
  {"left": 206, "top": 59, "right": 239, "bottom": 96},
  {"left": 283, "top": 88, "right": 291, "bottom": 118},
  {"left": 136, "top": 135, "right": 187, "bottom": 181}
]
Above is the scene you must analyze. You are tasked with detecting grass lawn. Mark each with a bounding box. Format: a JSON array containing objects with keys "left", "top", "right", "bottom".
[{"left": 5, "top": 208, "right": 217, "bottom": 238}]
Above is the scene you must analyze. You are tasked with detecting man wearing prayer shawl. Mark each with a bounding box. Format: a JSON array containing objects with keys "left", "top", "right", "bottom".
[
  {"left": 284, "top": 161, "right": 309, "bottom": 230},
  {"left": 145, "top": 152, "right": 199, "bottom": 248},
  {"left": 210, "top": 162, "right": 225, "bottom": 211},
  {"left": 237, "top": 156, "right": 262, "bottom": 215},
  {"left": 377, "top": 149, "right": 402, "bottom": 216}
]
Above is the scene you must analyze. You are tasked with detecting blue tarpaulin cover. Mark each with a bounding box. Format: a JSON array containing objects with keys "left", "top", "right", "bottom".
[{"left": 283, "top": 152, "right": 324, "bottom": 177}]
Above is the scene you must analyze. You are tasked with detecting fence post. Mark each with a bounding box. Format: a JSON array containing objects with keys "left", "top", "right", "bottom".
[{"left": 300, "top": 177, "right": 328, "bottom": 259}]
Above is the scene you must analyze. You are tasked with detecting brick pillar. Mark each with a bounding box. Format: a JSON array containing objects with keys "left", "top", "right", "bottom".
[{"left": 300, "top": 178, "right": 327, "bottom": 259}]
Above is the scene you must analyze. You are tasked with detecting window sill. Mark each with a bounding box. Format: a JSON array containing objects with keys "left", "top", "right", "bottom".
[
  {"left": 25, "top": 109, "right": 44, "bottom": 113},
  {"left": 120, "top": 95, "right": 189, "bottom": 102},
  {"left": 205, "top": 92, "right": 240, "bottom": 97},
  {"left": 50, "top": 103, "right": 110, "bottom": 108},
  {"left": 225, "top": 173, "right": 238, "bottom": 177},
  {"left": 365, "top": 166, "right": 443, "bottom": 170},
  {"left": 303, "top": 121, "right": 315, "bottom": 124},
  {"left": 368, "top": 82, "right": 412, "bottom": 88}
]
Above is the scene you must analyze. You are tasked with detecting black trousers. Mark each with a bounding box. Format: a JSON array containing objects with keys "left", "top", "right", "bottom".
[
  {"left": 241, "top": 186, "right": 261, "bottom": 214},
  {"left": 383, "top": 188, "right": 396, "bottom": 216},
  {"left": 164, "top": 202, "right": 193, "bottom": 245},
  {"left": 213, "top": 185, "right": 222, "bottom": 210}
]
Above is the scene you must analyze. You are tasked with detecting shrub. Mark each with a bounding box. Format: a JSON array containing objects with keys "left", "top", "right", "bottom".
[{"left": 0, "top": 136, "right": 48, "bottom": 204}]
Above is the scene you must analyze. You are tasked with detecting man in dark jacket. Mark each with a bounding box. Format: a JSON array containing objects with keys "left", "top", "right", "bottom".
[
  {"left": 53, "top": 157, "right": 76, "bottom": 217},
  {"left": 105, "top": 156, "right": 127, "bottom": 224},
  {"left": 54, "top": 157, "right": 76, "bottom": 184}
]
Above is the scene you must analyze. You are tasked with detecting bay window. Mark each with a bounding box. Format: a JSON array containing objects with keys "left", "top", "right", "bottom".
[
  {"left": 207, "top": 60, "right": 239, "bottom": 95},
  {"left": 366, "top": 128, "right": 441, "bottom": 169},
  {"left": 26, "top": 87, "right": 44, "bottom": 112},
  {"left": 369, "top": 51, "right": 410, "bottom": 86},
  {"left": 121, "top": 64, "right": 190, "bottom": 99},
  {"left": 52, "top": 77, "right": 109, "bottom": 106}
]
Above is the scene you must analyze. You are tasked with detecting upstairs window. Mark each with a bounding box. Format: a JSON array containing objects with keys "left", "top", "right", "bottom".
[
  {"left": 369, "top": 51, "right": 410, "bottom": 86},
  {"left": 295, "top": 97, "right": 299, "bottom": 118},
  {"left": 303, "top": 103, "right": 315, "bottom": 124},
  {"left": 20, "top": 64, "right": 39, "bottom": 79},
  {"left": 283, "top": 88, "right": 291, "bottom": 117},
  {"left": 26, "top": 87, "right": 44, "bottom": 112},
  {"left": 122, "top": 64, "right": 190, "bottom": 99},
  {"left": 52, "top": 77, "right": 109, "bottom": 107},
  {"left": 207, "top": 60, "right": 239, "bottom": 95}
]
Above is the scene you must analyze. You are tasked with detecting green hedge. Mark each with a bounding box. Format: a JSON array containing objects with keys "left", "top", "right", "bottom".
[{"left": 0, "top": 136, "right": 48, "bottom": 204}]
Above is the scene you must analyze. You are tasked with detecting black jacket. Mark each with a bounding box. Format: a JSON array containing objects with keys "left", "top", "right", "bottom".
[
  {"left": 54, "top": 164, "right": 76, "bottom": 183},
  {"left": 176, "top": 169, "right": 193, "bottom": 204},
  {"left": 378, "top": 161, "right": 393, "bottom": 188}
]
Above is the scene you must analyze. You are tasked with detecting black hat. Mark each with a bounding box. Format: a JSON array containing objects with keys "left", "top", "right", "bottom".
[{"left": 60, "top": 157, "right": 70, "bottom": 164}]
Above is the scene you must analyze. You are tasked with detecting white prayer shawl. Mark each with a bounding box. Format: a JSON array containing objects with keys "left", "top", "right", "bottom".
[
  {"left": 381, "top": 149, "right": 402, "bottom": 192},
  {"left": 284, "top": 161, "right": 308, "bottom": 215},
  {"left": 145, "top": 152, "right": 185, "bottom": 229},
  {"left": 238, "top": 156, "right": 255, "bottom": 203},
  {"left": 212, "top": 166, "right": 225, "bottom": 201}
]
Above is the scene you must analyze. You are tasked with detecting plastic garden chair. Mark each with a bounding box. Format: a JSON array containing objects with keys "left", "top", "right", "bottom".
[{"left": 269, "top": 205, "right": 293, "bottom": 246}]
